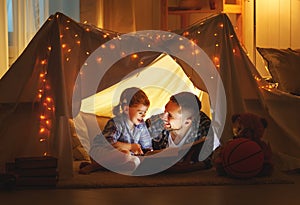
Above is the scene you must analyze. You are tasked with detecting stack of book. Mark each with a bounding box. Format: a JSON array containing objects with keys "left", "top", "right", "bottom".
[{"left": 6, "top": 156, "right": 58, "bottom": 188}]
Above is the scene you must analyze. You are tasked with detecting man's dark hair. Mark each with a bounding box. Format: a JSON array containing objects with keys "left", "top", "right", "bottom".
[{"left": 170, "top": 92, "right": 201, "bottom": 118}]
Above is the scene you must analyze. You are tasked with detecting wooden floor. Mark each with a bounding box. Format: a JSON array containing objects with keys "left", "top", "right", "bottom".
[{"left": 1, "top": 174, "right": 300, "bottom": 205}]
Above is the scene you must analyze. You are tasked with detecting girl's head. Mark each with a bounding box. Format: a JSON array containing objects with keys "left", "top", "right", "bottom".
[{"left": 113, "top": 87, "right": 150, "bottom": 125}]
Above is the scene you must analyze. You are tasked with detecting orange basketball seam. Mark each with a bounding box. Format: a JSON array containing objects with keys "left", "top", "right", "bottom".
[{"left": 223, "top": 149, "right": 264, "bottom": 168}]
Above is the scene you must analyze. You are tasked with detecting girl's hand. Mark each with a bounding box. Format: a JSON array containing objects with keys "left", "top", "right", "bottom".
[{"left": 130, "top": 143, "right": 143, "bottom": 155}]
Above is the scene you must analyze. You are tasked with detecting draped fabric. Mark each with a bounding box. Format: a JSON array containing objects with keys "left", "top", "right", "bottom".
[
  {"left": 0, "top": 0, "right": 49, "bottom": 76},
  {"left": 0, "top": 0, "right": 9, "bottom": 78},
  {"left": 0, "top": 13, "right": 299, "bottom": 178}
]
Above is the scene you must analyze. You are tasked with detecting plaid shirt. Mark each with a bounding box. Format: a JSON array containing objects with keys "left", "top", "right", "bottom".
[
  {"left": 146, "top": 111, "right": 211, "bottom": 150},
  {"left": 93, "top": 114, "right": 152, "bottom": 150}
]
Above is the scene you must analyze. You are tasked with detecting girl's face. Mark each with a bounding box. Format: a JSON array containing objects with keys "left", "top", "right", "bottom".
[{"left": 125, "top": 104, "right": 148, "bottom": 126}]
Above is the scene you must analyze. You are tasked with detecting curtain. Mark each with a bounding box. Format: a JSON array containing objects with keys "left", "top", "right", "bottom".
[
  {"left": 0, "top": 0, "right": 9, "bottom": 79},
  {"left": 101, "top": 0, "right": 161, "bottom": 32},
  {"left": 103, "top": 0, "right": 136, "bottom": 33},
  {"left": 10, "top": 0, "right": 49, "bottom": 65},
  {"left": 80, "top": 0, "right": 103, "bottom": 28}
]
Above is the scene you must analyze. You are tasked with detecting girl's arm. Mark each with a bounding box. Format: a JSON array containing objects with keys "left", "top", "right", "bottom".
[
  {"left": 112, "top": 141, "right": 143, "bottom": 155},
  {"left": 138, "top": 124, "right": 153, "bottom": 150}
]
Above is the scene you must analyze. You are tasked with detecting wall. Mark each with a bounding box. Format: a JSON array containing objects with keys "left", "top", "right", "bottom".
[
  {"left": 49, "top": 0, "right": 80, "bottom": 21},
  {"left": 253, "top": 0, "right": 300, "bottom": 77}
]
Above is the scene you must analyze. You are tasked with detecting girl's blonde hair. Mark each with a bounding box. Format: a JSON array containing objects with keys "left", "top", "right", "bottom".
[{"left": 113, "top": 87, "right": 150, "bottom": 116}]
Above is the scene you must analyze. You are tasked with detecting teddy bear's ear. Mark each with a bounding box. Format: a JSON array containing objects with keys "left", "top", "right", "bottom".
[
  {"left": 232, "top": 114, "right": 240, "bottom": 123},
  {"left": 261, "top": 118, "right": 268, "bottom": 128}
]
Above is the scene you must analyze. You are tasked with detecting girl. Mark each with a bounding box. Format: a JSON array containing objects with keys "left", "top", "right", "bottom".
[{"left": 79, "top": 87, "right": 152, "bottom": 174}]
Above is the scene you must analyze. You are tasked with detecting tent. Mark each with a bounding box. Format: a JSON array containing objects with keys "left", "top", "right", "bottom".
[{"left": 0, "top": 12, "right": 299, "bottom": 179}]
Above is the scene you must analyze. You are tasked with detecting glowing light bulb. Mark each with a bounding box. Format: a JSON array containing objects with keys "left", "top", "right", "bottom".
[
  {"left": 110, "top": 44, "right": 116, "bottom": 49},
  {"left": 96, "top": 57, "right": 102, "bottom": 64},
  {"left": 131, "top": 54, "right": 138, "bottom": 59},
  {"left": 40, "top": 128, "right": 45, "bottom": 133},
  {"left": 183, "top": 31, "right": 189, "bottom": 36}
]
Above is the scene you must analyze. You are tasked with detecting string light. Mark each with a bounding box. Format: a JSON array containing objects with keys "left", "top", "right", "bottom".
[
  {"left": 109, "top": 44, "right": 116, "bottom": 49},
  {"left": 36, "top": 40, "right": 55, "bottom": 156},
  {"left": 183, "top": 31, "right": 189, "bottom": 36},
  {"left": 96, "top": 57, "right": 102, "bottom": 64},
  {"left": 131, "top": 53, "right": 138, "bottom": 59},
  {"left": 213, "top": 56, "right": 220, "bottom": 68},
  {"left": 35, "top": 15, "right": 247, "bottom": 157}
]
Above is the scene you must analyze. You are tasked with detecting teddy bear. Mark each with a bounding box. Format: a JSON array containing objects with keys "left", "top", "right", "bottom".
[{"left": 214, "top": 112, "right": 273, "bottom": 178}]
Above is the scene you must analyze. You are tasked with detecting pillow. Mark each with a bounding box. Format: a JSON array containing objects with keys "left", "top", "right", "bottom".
[
  {"left": 70, "top": 111, "right": 111, "bottom": 159},
  {"left": 257, "top": 47, "right": 300, "bottom": 95},
  {"left": 78, "top": 111, "right": 111, "bottom": 148},
  {"left": 69, "top": 117, "right": 90, "bottom": 161}
]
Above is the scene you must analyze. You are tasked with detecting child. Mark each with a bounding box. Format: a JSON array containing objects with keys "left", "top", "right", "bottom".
[{"left": 79, "top": 87, "right": 152, "bottom": 174}]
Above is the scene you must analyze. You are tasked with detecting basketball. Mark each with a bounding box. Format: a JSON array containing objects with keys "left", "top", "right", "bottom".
[{"left": 222, "top": 138, "right": 264, "bottom": 179}]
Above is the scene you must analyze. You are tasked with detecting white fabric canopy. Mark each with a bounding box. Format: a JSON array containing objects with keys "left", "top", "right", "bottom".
[{"left": 80, "top": 54, "right": 209, "bottom": 119}]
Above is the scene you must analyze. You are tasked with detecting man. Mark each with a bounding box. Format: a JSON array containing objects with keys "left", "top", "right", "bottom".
[{"left": 146, "top": 92, "right": 212, "bottom": 172}]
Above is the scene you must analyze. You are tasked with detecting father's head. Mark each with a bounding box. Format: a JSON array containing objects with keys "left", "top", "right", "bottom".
[{"left": 162, "top": 92, "right": 201, "bottom": 131}]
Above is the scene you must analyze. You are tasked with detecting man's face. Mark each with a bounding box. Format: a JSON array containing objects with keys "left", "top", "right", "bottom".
[{"left": 161, "top": 100, "right": 183, "bottom": 130}]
